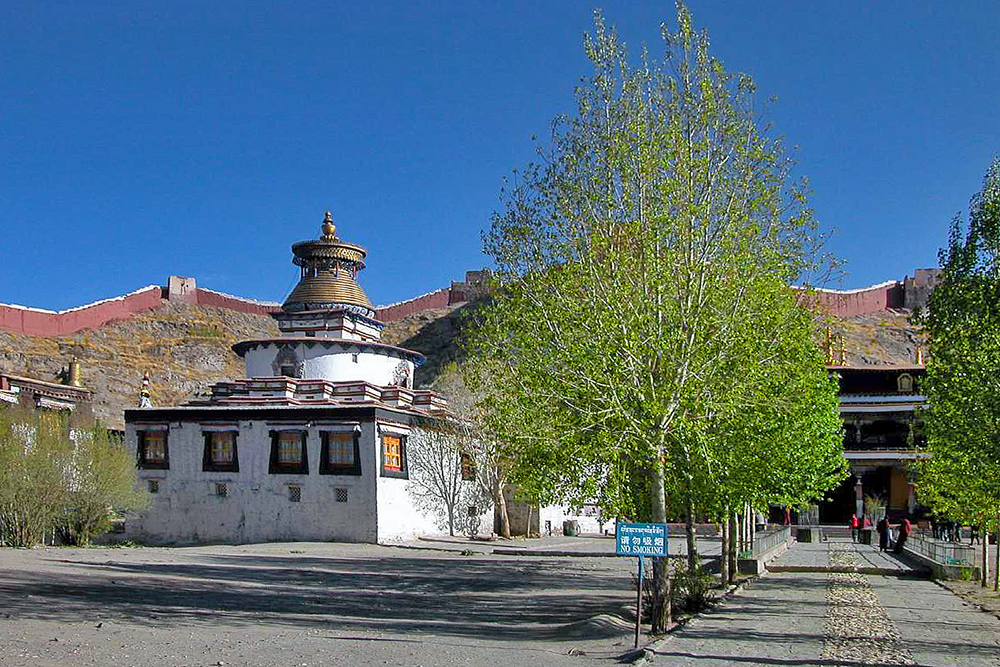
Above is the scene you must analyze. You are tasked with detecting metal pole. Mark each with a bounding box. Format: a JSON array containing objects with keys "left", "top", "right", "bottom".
[{"left": 635, "top": 555, "right": 643, "bottom": 649}]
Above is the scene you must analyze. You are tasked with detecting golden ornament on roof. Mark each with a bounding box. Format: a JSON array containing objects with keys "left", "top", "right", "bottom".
[{"left": 282, "top": 212, "right": 373, "bottom": 313}]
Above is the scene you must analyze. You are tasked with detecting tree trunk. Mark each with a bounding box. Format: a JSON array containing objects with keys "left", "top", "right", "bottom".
[
  {"left": 994, "top": 527, "right": 999, "bottom": 593},
  {"left": 728, "top": 512, "right": 737, "bottom": 580},
  {"left": 720, "top": 509, "right": 730, "bottom": 586},
  {"left": 983, "top": 526, "right": 989, "bottom": 588},
  {"left": 685, "top": 489, "right": 698, "bottom": 573},
  {"left": 447, "top": 506, "right": 455, "bottom": 537},
  {"left": 495, "top": 487, "right": 511, "bottom": 539},
  {"left": 650, "top": 456, "right": 671, "bottom": 633}
]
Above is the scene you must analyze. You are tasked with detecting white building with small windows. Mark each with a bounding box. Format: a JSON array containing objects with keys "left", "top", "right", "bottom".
[{"left": 124, "top": 213, "right": 450, "bottom": 544}]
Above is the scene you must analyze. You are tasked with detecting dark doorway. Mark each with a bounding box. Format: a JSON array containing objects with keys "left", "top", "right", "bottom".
[{"left": 818, "top": 474, "right": 856, "bottom": 525}]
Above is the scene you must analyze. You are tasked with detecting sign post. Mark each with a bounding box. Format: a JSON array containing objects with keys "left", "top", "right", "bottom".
[{"left": 616, "top": 522, "right": 668, "bottom": 649}]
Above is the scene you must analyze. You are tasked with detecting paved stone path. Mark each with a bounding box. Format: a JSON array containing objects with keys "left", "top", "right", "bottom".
[
  {"left": 651, "top": 540, "right": 1000, "bottom": 666},
  {"left": 770, "top": 538, "right": 915, "bottom": 573}
]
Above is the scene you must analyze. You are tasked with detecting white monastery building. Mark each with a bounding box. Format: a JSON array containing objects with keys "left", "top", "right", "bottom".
[{"left": 124, "top": 213, "right": 449, "bottom": 544}]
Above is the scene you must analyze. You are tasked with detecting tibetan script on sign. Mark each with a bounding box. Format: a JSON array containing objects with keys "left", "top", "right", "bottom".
[{"left": 615, "top": 522, "right": 668, "bottom": 557}]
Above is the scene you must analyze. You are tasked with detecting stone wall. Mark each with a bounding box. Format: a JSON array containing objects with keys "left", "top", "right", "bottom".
[
  {"left": 799, "top": 281, "right": 905, "bottom": 317},
  {"left": 0, "top": 286, "right": 165, "bottom": 337}
]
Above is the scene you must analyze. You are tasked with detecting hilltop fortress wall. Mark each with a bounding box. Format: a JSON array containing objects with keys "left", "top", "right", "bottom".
[
  {"left": 0, "top": 269, "right": 937, "bottom": 338},
  {"left": 0, "top": 271, "right": 488, "bottom": 337}
]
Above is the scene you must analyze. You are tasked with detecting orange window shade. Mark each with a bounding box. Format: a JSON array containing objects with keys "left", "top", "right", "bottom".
[{"left": 382, "top": 435, "right": 402, "bottom": 471}]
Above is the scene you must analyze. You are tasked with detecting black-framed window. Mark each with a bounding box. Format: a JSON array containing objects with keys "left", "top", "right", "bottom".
[
  {"left": 380, "top": 433, "right": 408, "bottom": 479},
  {"left": 320, "top": 430, "right": 361, "bottom": 476},
  {"left": 202, "top": 431, "right": 239, "bottom": 472},
  {"left": 269, "top": 430, "right": 309, "bottom": 474},
  {"left": 137, "top": 429, "right": 169, "bottom": 470}
]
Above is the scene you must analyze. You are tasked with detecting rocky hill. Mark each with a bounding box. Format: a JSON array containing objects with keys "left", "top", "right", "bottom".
[
  {"left": 0, "top": 300, "right": 479, "bottom": 429},
  {"left": 0, "top": 297, "right": 922, "bottom": 430}
]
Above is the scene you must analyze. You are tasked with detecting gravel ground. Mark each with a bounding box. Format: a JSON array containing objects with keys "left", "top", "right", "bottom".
[
  {"left": 0, "top": 542, "right": 639, "bottom": 667},
  {"left": 823, "top": 543, "right": 915, "bottom": 665}
]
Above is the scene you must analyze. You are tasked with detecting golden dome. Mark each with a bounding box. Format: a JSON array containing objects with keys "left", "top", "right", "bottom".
[
  {"left": 282, "top": 269, "right": 373, "bottom": 311},
  {"left": 282, "top": 213, "right": 373, "bottom": 314}
]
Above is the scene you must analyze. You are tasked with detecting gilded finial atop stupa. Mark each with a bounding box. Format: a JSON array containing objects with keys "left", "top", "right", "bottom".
[{"left": 321, "top": 212, "right": 336, "bottom": 240}]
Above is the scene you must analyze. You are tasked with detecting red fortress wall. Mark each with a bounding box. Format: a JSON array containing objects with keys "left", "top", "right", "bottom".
[
  {"left": 0, "top": 286, "right": 165, "bottom": 337},
  {"left": 0, "top": 271, "right": 924, "bottom": 337},
  {"left": 799, "top": 281, "right": 905, "bottom": 318}
]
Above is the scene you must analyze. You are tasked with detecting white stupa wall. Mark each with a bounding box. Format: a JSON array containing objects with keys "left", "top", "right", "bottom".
[{"left": 243, "top": 342, "right": 414, "bottom": 387}]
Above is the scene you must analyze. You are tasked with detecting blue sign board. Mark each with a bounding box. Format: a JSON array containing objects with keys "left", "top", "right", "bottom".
[{"left": 616, "top": 522, "right": 668, "bottom": 557}]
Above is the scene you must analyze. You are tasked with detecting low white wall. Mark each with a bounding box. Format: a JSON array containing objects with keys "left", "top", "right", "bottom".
[{"left": 539, "top": 504, "right": 606, "bottom": 535}]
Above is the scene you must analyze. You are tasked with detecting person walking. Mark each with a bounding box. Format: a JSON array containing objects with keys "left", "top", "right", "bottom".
[
  {"left": 893, "top": 516, "right": 912, "bottom": 554},
  {"left": 877, "top": 516, "right": 889, "bottom": 551},
  {"left": 850, "top": 513, "right": 860, "bottom": 542}
]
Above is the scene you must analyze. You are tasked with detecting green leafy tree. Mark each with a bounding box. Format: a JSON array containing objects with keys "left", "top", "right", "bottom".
[
  {"left": 0, "top": 409, "right": 147, "bottom": 547},
  {"left": 0, "top": 409, "right": 74, "bottom": 547},
  {"left": 467, "top": 5, "right": 844, "bottom": 629},
  {"left": 59, "top": 426, "right": 149, "bottom": 546},
  {"left": 915, "top": 156, "right": 1000, "bottom": 588}
]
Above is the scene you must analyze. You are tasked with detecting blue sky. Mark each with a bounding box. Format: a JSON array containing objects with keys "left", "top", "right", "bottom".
[{"left": 1, "top": 2, "right": 997, "bottom": 310}]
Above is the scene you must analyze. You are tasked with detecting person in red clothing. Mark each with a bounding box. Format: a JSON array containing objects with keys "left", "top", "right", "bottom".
[
  {"left": 850, "top": 513, "right": 860, "bottom": 542},
  {"left": 893, "top": 516, "right": 912, "bottom": 554}
]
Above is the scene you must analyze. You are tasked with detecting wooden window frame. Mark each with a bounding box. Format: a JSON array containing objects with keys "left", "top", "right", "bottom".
[
  {"left": 320, "top": 430, "right": 362, "bottom": 476},
  {"left": 268, "top": 430, "right": 309, "bottom": 474},
  {"left": 380, "top": 432, "right": 408, "bottom": 479},
  {"left": 137, "top": 429, "right": 169, "bottom": 470},
  {"left": 460, "top": 451, "right": 476, "bottom": 482},
  {"left": 202, "top": 431, "right": 240, "bottom": 473}
]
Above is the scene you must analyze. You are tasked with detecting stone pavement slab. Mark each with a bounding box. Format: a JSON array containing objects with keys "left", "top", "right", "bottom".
[
  {"left": 770, "top": 538, "right": 917, "bottom": 573},
  {"left": 649, "top": 545, "right": 1000, "bottom": 667},
  {"left": 649, "top": 571, "right": 831, "bottom": 665},
  {"left": 872, "top": 576, "right": 1000, "bottom": 667}
]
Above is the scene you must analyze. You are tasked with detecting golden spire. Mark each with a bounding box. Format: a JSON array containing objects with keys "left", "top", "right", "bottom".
[
  {"left": 916, "top": 348, "right": 924, "bottom": 365},
  {"left": 839, "top": 335, "right": 847, "bottom": 366},
  {"left": 321, "top": 211, "right": 336, "bottom": 240},
  {"left": 824, "top": 327, "right": 834, "bottom": 364}
]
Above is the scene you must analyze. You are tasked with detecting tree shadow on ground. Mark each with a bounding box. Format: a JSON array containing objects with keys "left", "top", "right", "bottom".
[{"left": 0, "top": 554, "right": 634, "bottom": 642}]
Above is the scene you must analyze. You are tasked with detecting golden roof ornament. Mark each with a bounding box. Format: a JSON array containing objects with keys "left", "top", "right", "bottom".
[
  {"left": 839, "top": 335, "right": 847, "bottom": 366},
  {"left": 916, "top": 348, "right": 924, "bottom": 365},
  {"left": 282, "top": 211, "right": 373, "bottom": 313},
  {"left": 321, "top": 211, "right": 336, "bottom": 240}
]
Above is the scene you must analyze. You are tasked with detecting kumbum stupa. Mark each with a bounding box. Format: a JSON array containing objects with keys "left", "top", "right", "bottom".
[{"left": 123, "top": 212, "right": 449, "bottom": 544}]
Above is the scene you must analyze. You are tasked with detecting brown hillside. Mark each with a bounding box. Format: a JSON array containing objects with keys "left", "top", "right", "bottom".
[
  {"left": 0, "top": 301, "right": 476, "bottom": 429},
  {"left": 0, "top": 298, "right": 924, "bottom": 430}
]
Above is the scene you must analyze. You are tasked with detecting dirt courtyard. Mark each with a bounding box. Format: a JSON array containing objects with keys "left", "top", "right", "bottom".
[{"left": 0, "top": 542, "right": 638, "bottom": 667}]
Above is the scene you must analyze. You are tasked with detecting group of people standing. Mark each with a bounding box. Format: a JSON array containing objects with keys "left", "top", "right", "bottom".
[{"left": 850, "top": 513, "right": 911, "bottom": 554}]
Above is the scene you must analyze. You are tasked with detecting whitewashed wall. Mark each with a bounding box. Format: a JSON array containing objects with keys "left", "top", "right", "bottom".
[
  {"left": 125, "top": 420, "right": 380, "bottom": 544},
  {"left": 374, "top": 425, "right": 440, "bottom": 541}
]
